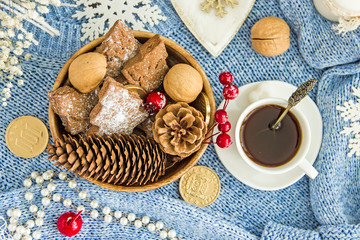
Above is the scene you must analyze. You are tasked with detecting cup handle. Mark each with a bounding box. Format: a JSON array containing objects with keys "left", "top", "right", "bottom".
[{"left": 298, "top": 159, "right": 318, "bottom": 179}]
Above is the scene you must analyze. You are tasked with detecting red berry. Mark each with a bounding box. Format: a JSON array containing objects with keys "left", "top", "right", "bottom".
[
  {"left": 218, "top": 121, "right": 231, "bottom": 133},
  {"left": 219, "top": 72, "right": 233, "bottom": 85},
  {"left": 57, "top": 211, "right": 83, "bottom": 237},
  {"left": 144, "top": 92, "right": 167, "bottom": 113},
  {"left": 215, "top": 109, "right": 228, "bottom": 124},
  {"left": 216, "top": 133, "right": 232, "bottom": 148},
  {"left": 223, "top": 84, "right": 239, "bottom": 100}
]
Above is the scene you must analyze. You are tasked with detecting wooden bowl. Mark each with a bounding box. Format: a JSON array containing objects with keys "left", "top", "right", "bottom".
[{"left": 49, "top": 31, "right": 216, "bottom": 192}]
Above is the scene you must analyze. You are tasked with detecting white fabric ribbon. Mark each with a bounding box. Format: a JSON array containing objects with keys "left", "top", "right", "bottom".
[
  {"left": 332, "top": 16, "right": 360, "bottom": 35},
  {"left": 321, "top": 0, "right": 360, "bottom": 34}
]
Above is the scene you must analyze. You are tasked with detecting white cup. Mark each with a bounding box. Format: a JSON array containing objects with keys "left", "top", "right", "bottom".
[{"left": 235, "top": 98, "right": 318, "bottom": 179}]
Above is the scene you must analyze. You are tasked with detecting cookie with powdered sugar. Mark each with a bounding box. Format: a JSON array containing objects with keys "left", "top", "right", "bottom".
[{"left": 89, "top": 76, "right": 149, "bottom": 136}]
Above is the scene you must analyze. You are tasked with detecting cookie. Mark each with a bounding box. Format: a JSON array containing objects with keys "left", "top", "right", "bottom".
[
  {"left": 89, "top": 76, "right": 149, "bottom": 135},
  {"left": 121, "top": 34, "right": 168, "bottom": 93}
]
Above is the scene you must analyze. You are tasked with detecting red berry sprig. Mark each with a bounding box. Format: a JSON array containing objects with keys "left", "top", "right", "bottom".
[
  {"left": 218, "top": 121, "right": 231, "bottom": 133},
  {"left": 219, "top": 71, "right": 233, "bottom": 85},
  {"left": 203, "top": 72, "right": 239, "bottom": 148},
  {"left": 57, "top": 210, "right": 83, "bottom": 237},
  {"left": 143, "top": 91, "right": 167, "bottom": 113}
]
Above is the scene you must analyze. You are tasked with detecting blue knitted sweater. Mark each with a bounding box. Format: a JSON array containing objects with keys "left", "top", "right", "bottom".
[{"left": 0, "top": 0, "right": 359, "bottom": 239}]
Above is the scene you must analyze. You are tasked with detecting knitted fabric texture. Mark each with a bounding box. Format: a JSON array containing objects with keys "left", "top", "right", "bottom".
[{"left": 0, "top": 0, "right": 359, "bottom": 239}]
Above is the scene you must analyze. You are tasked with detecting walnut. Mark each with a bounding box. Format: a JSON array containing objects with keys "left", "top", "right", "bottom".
[
  {"left": 251, "top": 16, "right": 290, "bottom": 57},
  {"left": 69, "top": 52, "right": 107, "bottom": 93}
]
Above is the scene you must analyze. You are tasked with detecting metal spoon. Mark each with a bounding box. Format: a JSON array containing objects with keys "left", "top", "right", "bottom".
[{"left": 270, "top": 79, "right": 317, "bottom": 130}]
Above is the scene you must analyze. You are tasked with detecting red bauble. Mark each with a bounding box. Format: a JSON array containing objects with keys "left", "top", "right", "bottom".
[
  {"left": 214, "top": 109, "right": 228, "bottom": 124},
  {"left": 144, "top": 92, "right": 167, "bottom": 113},
  {"left": 223, "top": 84, "right": 239, "bottom": 100},
  {"left": 219, "top": 72, "right": 233, "bottom": 85},
  {"left": 216, "top": 133, "right": 232, "bottom": 148},
  {"left": 218, "top": 121, "right": 231, "bottom": 133},
  {"left": 57, "top": 211, "right": 83, "bottom": 237}
]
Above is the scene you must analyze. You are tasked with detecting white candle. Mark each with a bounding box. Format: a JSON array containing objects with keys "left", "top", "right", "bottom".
[
  {"left": 314, "top": 0, "right": 360, "bottom": 21},
  {"left": 313, "top": 0, "right": 360, "bottom": 33}
]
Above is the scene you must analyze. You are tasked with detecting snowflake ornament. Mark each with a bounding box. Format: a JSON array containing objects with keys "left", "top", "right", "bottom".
[
  {"left": 72, "top": 0, "right": 167, "bottom": 42},
  {"left": 201, "top": 0, "right": 239, "bottom": 18},
  {"left": 336, "top": 87, "right": 360, "bottom": 157}
]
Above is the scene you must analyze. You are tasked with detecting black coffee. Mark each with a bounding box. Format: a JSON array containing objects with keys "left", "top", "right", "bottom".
[{"left": 240, "top": 104, "right": 301, "bottom": 167}]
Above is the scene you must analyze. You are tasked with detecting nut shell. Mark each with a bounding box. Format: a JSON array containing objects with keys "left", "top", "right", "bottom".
[
  {"left": 164, "top": 64, "right": 203, "bottom": 103},
  {"left": 69, "top": 52, "right": 107, "bottom": 93},
  {"left": 251, "top": 16, "right": 290, "bottom": 57}
]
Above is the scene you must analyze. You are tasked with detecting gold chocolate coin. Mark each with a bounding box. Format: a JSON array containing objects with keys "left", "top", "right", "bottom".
[
  {"left": 190, "top": 92, "right": 211, "bottom": 127},
  {"left": 5, "top": 116, "right": 49, "bottom": 158},
  {"left": 124, "top": 85, "right": 147, "bottom": 100},
  {"left": 179, "top": 166, "right": 220, "bottom": 207}
]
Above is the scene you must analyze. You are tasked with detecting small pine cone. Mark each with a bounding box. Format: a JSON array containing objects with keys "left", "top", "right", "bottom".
[
  {"left": 47, "top": 134, "right": 167, "bottom": 186},
  {"left": 153, "top": 102, "right": 207, "bottom": 158}
]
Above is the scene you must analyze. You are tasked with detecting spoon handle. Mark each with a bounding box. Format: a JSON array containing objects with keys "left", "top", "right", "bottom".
[
  {"left": 271, "top": 105, "right": 290, "bottom": 130},
  {"left": 288, "top": 79, "right": 317, "bottom": 108},
  {"left": 271, "top": 79, "right": 317, "bottom": 130}
]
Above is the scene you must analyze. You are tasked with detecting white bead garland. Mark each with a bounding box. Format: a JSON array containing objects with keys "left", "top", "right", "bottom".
[
  {"left": 9, "top": 217, "right": 18, "bottom": 224},
  {"left": 42, "top": 197, "right": 50, "bottom": 206},
  {"left": 102, "top": 206, "right": 111, "bottom": 215},
  {"left": 40, "top": 188, "right": 50, "bottom": 196},
  {"left": 47, "top": 182, "right": 56, "bottom": 192},
  {"left": 156, "top": 221, "right": 164, "bottom": 230},
  {"left": 142, "top": 216, "right": 150, "bottom": 224},
  {"left": 36, "top": 211, "right": 45, "bottom": 218},
  {"left": 52, "top": 193, "right": 61, "bottom": 202},
  {"left": 159, "top": 230, "right": 168, "bottom": 239},
  {"left": 5, "top": 171, "right": 181, "bottom": 239},
  {"left": 34, "top": 218, "right": 43, "bottom": 227},
  {"left": 30, "top": 171, "right": 39, "bottom": 179},
  {"left": 127, "top": 213, "right": 136, "bottom": 222},
  {"left": 63, "top": 199, "right": 72, "bottom": 207},
  {"left": 104, "top": 214, "right": 112, "bottom": 223},
  {"left": 26, "top": 220, "right": 35, "bottom": 228},
  {"left": 13, "top": 209, "right": 21, "bottom": 218},
  {"left": 25, "top": 192, "right": 34, "bottom": 201},
  {"left": 114, "top": 211, "right": 122, "bottom": 219},
  {"left": 8, "top": 223, "right": 16, "bottom": 232},
  {"left": 148, "top": 223, "right": 156, "bottom": 231},
  {"left": 68, "top": 180, "right": 77, "bottom": 189},
  {"left": 77, "top": 205, "right": 85, "bottom": 212},
  {"left": 78, "top": 191, "right": 87, "bottom": 199},
  {"left": 29, "top": 205, "right": 38, "bottom": 213},
  {"left": 46, "top": 170, "right": 54, "bottom": 178},
  {"left": 134, "top": 220, "right": 142, "bottom": 228},
  {"left": 13, "top": 232, "right": 21, "bottom": 239},
  {"left": 24, "top": 235, "right": 32, "bottom": 240},
  {"left": 90, "top": 210, "right": 99, "bottom": 219},
  {"left": 32, "top": 230, "right": 41, "bottom": 239},
  {"left": 58, "top": 172, "right": 66, "bottom": 180},
  {"left": 120, "top": 217, "right": 128, "bottom": 226},
  {"left": 23, "top": 179, "right": 32, "bottom": 188},
  {"left": 35, "top": 176, "right": 44, "bottom": 185},
  {"left": 168, "top": 229, "right": 177, "bottom": 238},
  {"left": 90, "top": 200, "right": 99, "bottom": 208},
  {"left": 6, "top": 209, "right": 13, "bottom": 217},
  {"left": 42, "top": 172, "right": 51, "bottom": 180}
]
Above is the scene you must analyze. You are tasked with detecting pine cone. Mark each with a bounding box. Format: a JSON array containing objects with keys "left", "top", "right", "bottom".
[
  {"left": 47, "top": 134, "right": 167, "bottom": 186},
  {"left": 152, "top": 102, "right": 207, "bottom": 158}
]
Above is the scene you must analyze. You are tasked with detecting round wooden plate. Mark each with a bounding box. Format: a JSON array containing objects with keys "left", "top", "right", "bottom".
[{"left": 48, "top": 31, "right": 216, "bottom": 192}]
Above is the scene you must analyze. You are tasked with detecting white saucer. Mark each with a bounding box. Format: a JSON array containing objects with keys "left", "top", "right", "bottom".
[{"left": 213, "top": 81, "right": 323, "bottom": 191}]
